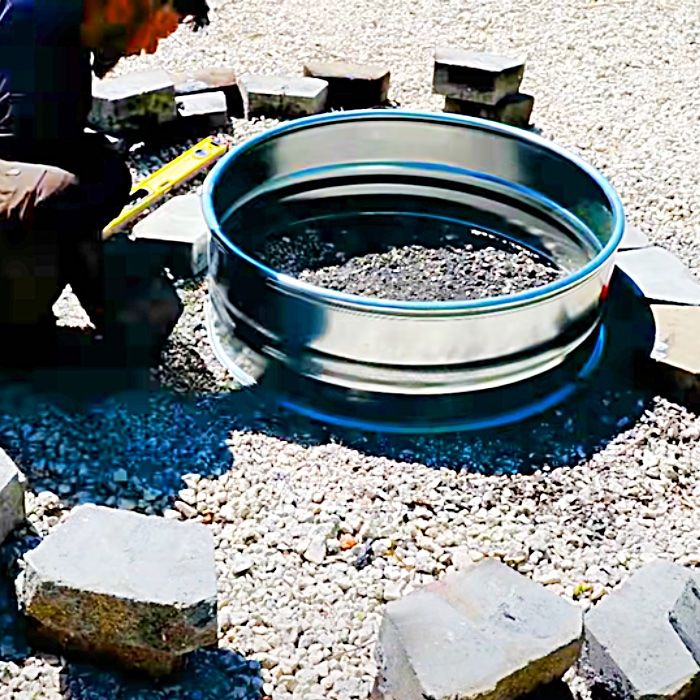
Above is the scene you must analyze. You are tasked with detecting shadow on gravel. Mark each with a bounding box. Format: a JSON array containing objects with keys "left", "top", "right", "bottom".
[
  {"left": 0, "top": 271, "right": 661, "bottom": 505},
  {"left": 59, "top": 649, "right": 263, "bottom": 700},
  {"left": 0, "top": 379, "right": 260, "bottom": 513},
  {"left": 523, "top": 680, "right": 575, "bottom": 700},
  {"left": 0, "top": 531, "right": 263, "bottom": 700},
  {"left": 589, "top": 683, "right": 621, "bottom": 700},
  {"left": 220, "top": 269, "right": 660, "bottom": 475},
  {"left": 0, "top": 570, "right": 29, "bottom": 663}
]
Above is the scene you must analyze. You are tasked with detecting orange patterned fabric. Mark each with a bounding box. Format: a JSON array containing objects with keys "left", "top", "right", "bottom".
[{"left": 82, "top": 0, "right": 182, "bottom": 56}]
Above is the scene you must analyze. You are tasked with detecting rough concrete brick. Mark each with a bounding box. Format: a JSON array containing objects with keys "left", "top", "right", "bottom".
[
  {"left": 89, "top": 70, "right": 177, "bottom": 134},
  {"left": 671, "top": 578, "right": 700, "bottom": 664},
  {"left": 175, "top": 91, "right": 229, "bottom": 130},
  {"left": 17, "top": 504, "right": 217, "bottom": 677},
  {"left": 648, "top": 304, "right": 700, "bottom": 408},
  {"left": 0, "top": 449, "right": 25, "bottom": 544},
  {"left": 434, "top": 49, "right": 525, "bottom": 105},
  {"left": 582, "top": 560, "right": 700, "bottom": 699},
  {"left": 616, "top": 247, "right": 700, "bottom": 305},
  {"left": 131, "top": 193, "right": 209, "bottom": 278},
  {"left": 170, "top": 67, "right": 243, "bottom": 117},
  {"left": 445, "top": 92, "right": 534, "bottom": 127},
  {"left": 303, "top": 61, "right": 390, "bottom": 108},
  {"left": 374, "top": 559, "right": 582, "bottom": 700},
  {"left": 100, "top": 237, "right": 183, "bottom": 367},
  {"left": 619, "top": 223, "right": 651, "bottom": 251},
  {"left": 240, "top": 75, "right": 328, "bottom": 119}
]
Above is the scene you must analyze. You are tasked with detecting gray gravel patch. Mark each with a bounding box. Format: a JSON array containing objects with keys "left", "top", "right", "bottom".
[{"left": 296, "top": 241, "right": 563, "bottom": 301}]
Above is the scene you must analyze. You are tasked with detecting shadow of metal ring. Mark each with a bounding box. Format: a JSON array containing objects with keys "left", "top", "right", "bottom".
[{"left": 206, "top": 268, "right": 655, "bottom": 434}]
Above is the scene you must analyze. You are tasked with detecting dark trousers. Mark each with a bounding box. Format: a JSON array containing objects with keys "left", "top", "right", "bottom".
[{"left": 0, "top": 133, "right": 131, "bottom": 342}]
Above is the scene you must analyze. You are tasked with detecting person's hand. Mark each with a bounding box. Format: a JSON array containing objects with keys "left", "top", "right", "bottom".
[
  {"left": 172, "top": 0, "right": 210, "bottom": 30},
  {"left": 82, "top": 0, "right": 208, "bottom": 59}
]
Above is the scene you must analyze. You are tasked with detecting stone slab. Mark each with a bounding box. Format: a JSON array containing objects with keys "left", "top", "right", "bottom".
[
  {"left": 100, "top": 237, "right": 183, "bottom": 367},
  {"left": 303, "top": 61, "right": 391, "bottom": 108},
  {"left": 616, "top": 247, "right": 700, "bottom": 305},
  {"left": 671, "top": 578, "right": 700, "bottom": 664},
  {"left": 240, "top": 75, "right": 329, "bottom": 119},
  {"left": 175, "top": 91, "right": 229, "bottom": 130},
  {"left": 619, "top": 223, "right": 651, "bottom": 251},
  {"left": 170, "top": 67, "right": 244, "bottom": 117},
  {"left": 651, "top": 305, "right": 700, "bottom": 375},
  {"left": 433, "top": 49, "right": 525, "bottom": 105},
  {"left": 89, "top": 70, "right": 177, "bottom": 134},
  {"left": 17, "top": 504, "right": 217, "bottom": 677},
  {"left": 582, "top": 561, "right": 700, "bottom": 699},
  {"left": 374, "top": 559, "right": 582, "bottom": 699},
  {"left": 649, "top": 304, "right": 700, "bottom": 408},
  {"left": 444, "top": 92, "right": 534, "bottom": 127},
  {"left": 0, "top": 449, "right": 25, "bottom": 544},
  {"left": 131, "top": 193, "right": 209, "bottom": 277}
]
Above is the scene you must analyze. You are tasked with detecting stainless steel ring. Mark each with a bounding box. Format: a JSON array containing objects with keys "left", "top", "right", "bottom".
[{"left": 203, "top": 110, "right": 624, "bottom": 398}]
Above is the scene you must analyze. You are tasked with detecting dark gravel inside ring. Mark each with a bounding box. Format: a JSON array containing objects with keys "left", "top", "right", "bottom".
[{"left": 258, "top": 229, "right": 564, "bottom": 302}]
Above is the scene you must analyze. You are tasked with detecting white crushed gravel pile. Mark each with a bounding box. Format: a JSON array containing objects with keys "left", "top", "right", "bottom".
[
  {"left": 115, "top": 0, "right": 700, "bottom": 273},
  {"left": 0, "top": 0, "right": 699, "bottom": 698}
]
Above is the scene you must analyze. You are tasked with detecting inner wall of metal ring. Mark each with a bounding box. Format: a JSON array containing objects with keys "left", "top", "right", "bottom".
[{"left": 211, "top": 117, "right": 616, "bottom": 263}]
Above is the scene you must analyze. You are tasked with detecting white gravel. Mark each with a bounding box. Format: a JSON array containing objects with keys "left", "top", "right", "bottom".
[{"left": 1, "top": 0, "right": 699, "bottom": 698}]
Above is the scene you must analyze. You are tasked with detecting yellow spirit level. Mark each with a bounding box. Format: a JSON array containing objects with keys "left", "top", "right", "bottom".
[{"left": 103, "top": 136, "right": 229, "bottom": 239}]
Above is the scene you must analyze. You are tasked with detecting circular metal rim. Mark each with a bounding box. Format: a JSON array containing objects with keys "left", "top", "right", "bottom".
[{"left": 202, "top": 109, "right": 625, "bottom": 313}]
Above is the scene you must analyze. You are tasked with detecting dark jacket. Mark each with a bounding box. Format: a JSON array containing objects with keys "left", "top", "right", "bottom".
[{"left": 0, "top": 0, "right": 92, "bottom": 142}]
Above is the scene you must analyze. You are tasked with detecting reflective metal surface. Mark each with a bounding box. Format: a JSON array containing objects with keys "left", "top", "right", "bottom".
[{"left": 202, "top": 111, "right": 624, "bottom": 399}]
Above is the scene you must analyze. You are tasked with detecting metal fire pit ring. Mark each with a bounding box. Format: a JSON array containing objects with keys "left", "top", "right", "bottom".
[{"left": 202, "top": 111, "right": 624, "bottom": 425}]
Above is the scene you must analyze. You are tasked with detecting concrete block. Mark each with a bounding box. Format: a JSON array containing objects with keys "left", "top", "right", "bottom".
[
  {"left": 303, "top": 61, "right": 390, "bottom": 108},
  {"left": 649, "top": 304, "right": 700, "bottom": 408},
  {"left": 100, "top": 237, "right": 183, "bottom": 366},
  {"left": 445, "top": 92, "right": 534, "bottom": 127},
  {"left": 131, "top": 193, "right": 209, "bottom": 278},
  {"left": 619, "top": 223, "right": 651, "bottom": 251},
  {"left": 0, "top": 449, "right": 25, "bottom": 544},
  {"left": 582, "top": 561, "right": 700, "bottom": 699},
  {"left": 170, "top": 67, "right": 244, "bottom": 117},
  {"left": 17, "top": 504, "right": 217, "bottom": 677},
  {"left": 175, "top": 91, "right": 229, "bottom": 130},
  {"left": 616, "top": 247, "right": 700, "bottom": 305},
  {"left": 374, "top": 559, "right": 582, "bottom": 700},
  {"left": 240, "top": 75, "right": 328, "bottom": 119},
  {"left": 89, "top": 70, "right": 177, "bottom": 134},
  {"left": 671, "top": 578, "right": 700, "bottom": 664},
  {"left": 434, "top": 49, "right": 525, "bottom": 105}
]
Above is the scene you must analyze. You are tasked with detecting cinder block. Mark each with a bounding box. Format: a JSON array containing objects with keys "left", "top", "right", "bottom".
[
  {"left": 131, "top": 193, "right": 209, "bottom": 278},
  {"left": 0, "top": 449, "right": 25, "bottom": 544},
  {"left": 619, "top": 223, "right": 651, "bottom": 251},
  {"left": 649, "top": 304, "right": 700, "bottom": 408},
  {"left": 240, "top": 75, "right": 328, "bottom": 119},
  {"left": 616, "top": 247, "right": 700, "bottom": 305},
  {"left": 582, "top": 561, "right": 700, "bottom": 699},
  {"left": 17, "top": 505, "right": 217, "bottom": 677},
  {"left": 303, "top": 61, "right": 391, "bottom": 108},
  {"left": 445, "top": 92, "right": 534, "bottom": 127},
  {"left": 374, "top": 559, "right": 582, "bottom": 700},
  {"left": 434, "top": 49, "right": 525, "bottom": 105},
  {"left": 101, "top": 237, "right": 183, "bottom": 367},
  {"left": 89, "top": 70, "right": 177, "bottom": 134},
  {"left": 170, "top": 67, "right": 244, "bottom": 117},
  {"left": 671, "top": 578, "right": 700, "bottom": 664},
  {"left": 175, "top": 91, "right": 229, "bottom": 130}
]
